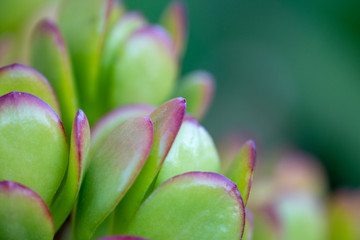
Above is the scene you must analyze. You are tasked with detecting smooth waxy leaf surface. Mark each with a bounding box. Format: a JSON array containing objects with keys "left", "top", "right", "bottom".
[
  {"left": 111, "top": 25, "right": 177, "bottom": 107},
  {"left": 99, "top": 12, "right": 147, "bottom": 111},
  {"left": 0, "top": 181, "right": 54, "bottom": 240},
  {"left": 155, "top": 119, "right": 220, "bottom": 187},
  {"left": 50, "top": 110, "right": 90, "bottom": 231},
  {"left": 126, "top": 172, "right": 245, "bottom": 240},
  {"left": 59, "top": 0, "right": 113, "bottom": 108},
  {"left": 175, "top": 70, "right": 215, "bottom": 120},
  {"left": 0, "top": 92, "right": 68, "bottom": 205},
  {"left": 113, "top": 98, "right": 186, "bottom": 234},
  {"left": 74, "top": 117, "right": 154, "bottom": 240},
  {"left": 243, "top": 209, "right": 254, "bottom": 240},
  {"left": 31, "top": 19, "right": 79, "bottom": 135},
  {"left": 226, "top": 140, "right": 256, "bottom": 206},
  {"left": 0, "top": 63, "right": 60, "bottom": 115},
  {"left": 160, "top": 1, "right": 187, "bottom": 57},
  {"left": 90, "top": 104, "right": 154, "bottom": 159}
]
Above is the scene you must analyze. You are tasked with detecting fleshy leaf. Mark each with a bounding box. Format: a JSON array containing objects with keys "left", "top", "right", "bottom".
[
  {"left": 111, "top": 25, "right": 177, "bottom": 107},
  {"left": 59, "top": 0, "right": 114, "bottom": 111},
  {"left": 31, "top": 19, "right": 79, "bottom": 136},
  {"left": 0, "top": 63, "right": 60, "bottom": 115},
  {"left": 0, "top": 92, "right": 68, "bottom": 205},
  {"left": 96, "top": 236, "right": 149, "bottom": 240},
  {"left": 90, "top": 104, "right": 154, "bottom": 159},
  {"left": 113, "top": 98, "right": 186, "bottom": 234},
  {"left": 155, "top": 118, "right": 220, "bottom": 187},
  {"left": 175, "top": 70, "right": 215, "bottom": 120},
  {"left": 73, "top": 116, "right": 154, "bottom": 240},
  {"left": 226, "top": 140, "right": 256, "bottom": 206},
  {"left": 160, "top": 1, "right": 187, "bottom": 57},
  {"left": 0, "top": 181, "right": 54, "bottom": 239},
  {"left": 99, "top": 12, "right": 147, "bottom": 112},
  {"left": 50, "top": 110, "right": 90, "bottom": 231},
  {"left": 126, "top": 172, "right": 245, "bottom": 240},
  {"left": 243, "top": 209, "right": 254, "bottom": 240}
]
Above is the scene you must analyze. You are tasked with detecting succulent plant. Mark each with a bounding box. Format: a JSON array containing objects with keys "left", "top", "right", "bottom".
[{"left": 0, "top": 0, "right": 257, "bottom": 240}]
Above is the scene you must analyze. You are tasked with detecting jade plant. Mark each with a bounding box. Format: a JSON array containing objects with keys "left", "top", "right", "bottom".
[{"left": 0, "top": 0, "right": 257, "bottom": 240}]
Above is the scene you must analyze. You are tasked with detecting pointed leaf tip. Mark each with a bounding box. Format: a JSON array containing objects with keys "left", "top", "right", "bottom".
[
  {"left": 74, "top": 116, "right": 154, "bottom": 240},
  {"left": 112, "top": 97, "right": 185, "bottom": 234},
  {"left": 226, "top": 140, "right": 256, "bottom": 206},
  {"left": 50, "top": 109, "right": 90, "bottom": 230}
]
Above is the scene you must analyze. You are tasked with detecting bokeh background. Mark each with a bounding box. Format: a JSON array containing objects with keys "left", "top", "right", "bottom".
[
  {"left": 1, "top": 0, "right": 360, "bottom": 189},
  {"left": 125, "top": 0, "right": 360, "bottom": 189}
]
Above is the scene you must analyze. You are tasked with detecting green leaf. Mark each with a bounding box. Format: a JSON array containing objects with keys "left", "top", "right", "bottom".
[
  {"left": 50, "top": 110, "right": 90, "bottom": 231},
  {"left": 243, "top": 209, "right": 254, "bottom": 240},
  {"left": 59, "top": 0, "right": 114, "bottom": 109},
  {"left": 73, "top": 116, "right": 154, "bottom": 240},
  {"left": 99, "top": 12, "right": 147, "bottom": 112},
  {"left": 0, "top": 92, "right": 68, "bottom": 205},
  {"left": 0, "top": 63, "right": 60, "bottom": 116},
  {"left": 175, "top": 71, "right": 215, "bottom": 120},
  {"left": 160, "top": 1, "right": 187, "bottom": 57},
  {"left": 111, "top": 26, "right": 177, "bottom": 107},
  {"left": 126, "top": 172, "right": 245, "bottom": 240},
  {"left": 0, "top": 181, "right": 54, "bottom": 240},
  {"left": 113, "top": 98, "right": 186, "bottom": 234},
  {"left": 90, "top": 104, "right": 154, "bottom": 159},
  {"left": 155, "top": 118, "right": 220, "bottom": 187},
  {"left": 31, "top": 19, "right": 79, "bottom": 136},
  {"left": 226, "top": 140, "right": 256, "bottom": 206}
]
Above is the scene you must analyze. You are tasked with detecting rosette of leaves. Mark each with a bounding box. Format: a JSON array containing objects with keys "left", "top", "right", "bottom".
[
  {"left": 0, "top": 0, "right": 257, "bottom": 239},
  {"left": 0, "top": 85, "right": 256, "bottom": 239},
  {"left": 23, "top": 0, "right": 215, "bottom": 135}
]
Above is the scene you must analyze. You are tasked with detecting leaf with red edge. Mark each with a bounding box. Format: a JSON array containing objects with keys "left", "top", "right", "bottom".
[
  {"left": 111, "top": 25, "right": 177, "bottom": 107},
  {"left": 0, "top": 92, "right": 68, "bottom": 205},
  {"left": 73, "top": 117, "right": 154, "bottom": 240},
  {"left": 0, "top": 181, "right": 54, "bottom": 240},
  {"left": 50, "top": 109, "right": 90, "bottom": 231},
  {"left": 99, "top": 12, "right": 147, "bottom": 111},
  {"left": 174, "top": 70, "right": 215, "bottom": 120},
  {"left": 113, "top": 97, "right": 186, "bottom": 234},
  {"left": 226, "top": 140, "right": 256, "bottom": 206},
  {"left": 0, "top": 63, "right": 60, "bottom": 115},
  {"left": 126, "top": 172, "right": 245, "bottom": 240},
  {"left": 31, "top": 19, "right": 79, "bottom": 135},
  {"left": 90, "top": 104, "right": 154, "bottom": 159},
  {"left": 59, "top": 0, "right": 115, "bottom": 119}
]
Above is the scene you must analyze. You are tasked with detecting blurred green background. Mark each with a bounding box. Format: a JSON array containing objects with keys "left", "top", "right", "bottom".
[
  {"left": 124, "top": 0, "right": 360, "bottom": 188},
  {"left": 1, "top": 0, "right": 360, "bottom": 189}
]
